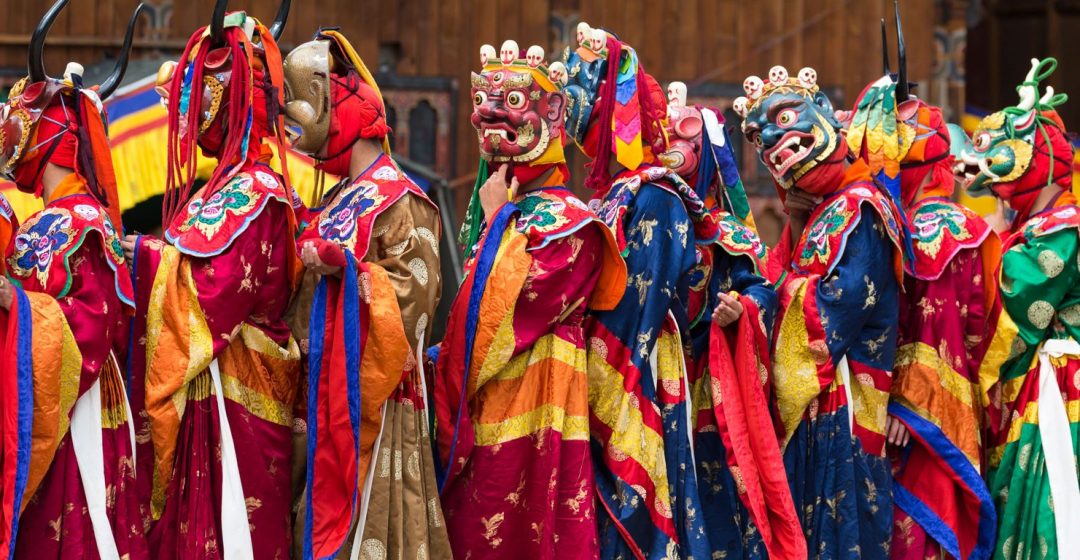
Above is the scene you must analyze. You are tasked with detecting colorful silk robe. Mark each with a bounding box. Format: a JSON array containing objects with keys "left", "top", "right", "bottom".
[
  {"left": 294, "top": 155, "right": 449, "bottom": 560},
  {"left": 685, "top": 212, "right": 805, "bottom": 559},
  {"left": 434, "top": 186, "right": 625, "bottom": 560},
  {"left": 130, "top": 162, "right": 302, "bottom": 560},
  {"left": 4, "top": 179, "right": 147, "bottom": 560},
  {"left": 771, "top": 161, "right": 904, "bottom": 560},
  {"left": 889, "top": 194, "right": 999, "bottom": 560},
  {"left": 984, "top": 195, "right": 1080, "bottom": 560},
  {"left": 585, "top": 166, "right": 711, "bottom": 560}
]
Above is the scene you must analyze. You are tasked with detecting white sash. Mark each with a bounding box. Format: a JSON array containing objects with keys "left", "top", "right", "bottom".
[
  {"left": 837, "top": 355, "right": 855, "bottom": 436},
  {"left": 208, "top": 359, "right": 255, "bottom": 559},
  {"left": 1036, "top": 339, "right": 1080, "bottom": 554},
  {"left": 70, "top": 376, "right": 120, "bottom": 560}
]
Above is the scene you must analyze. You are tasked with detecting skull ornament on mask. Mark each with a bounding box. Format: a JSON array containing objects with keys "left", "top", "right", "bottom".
[
  {"left": 470, "top": 42, "right": 566, "bottom": 164},
  {"left": 735, "top": 66, "right": 843, "bottom": 190},
  {"left": 660, "top": 82, "right": 704, "bottom": 180}
]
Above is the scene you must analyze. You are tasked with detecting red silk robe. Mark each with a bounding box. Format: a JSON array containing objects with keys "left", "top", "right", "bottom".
[{"left": 130, "top": 161, "right": 302, "bottom": 560}]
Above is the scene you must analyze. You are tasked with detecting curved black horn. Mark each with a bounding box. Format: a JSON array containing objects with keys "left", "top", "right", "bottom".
[
  {"left": 210, "top": 0, "right": 229, "bottom": 45},
  {"left": 268, "top": 0, "right": 291, "bottom": 41},
  {"left": 28, "top": 0, "right": 70, "bottom": 83},
  {"left": 99, "top": 3, "right": 147, "bottom": 100},
  {"left": 895, "top": 0, "right": 909, "bottom": 101},
  {"left": 880, "top": 18, "right": 891, "bottom": 76}
]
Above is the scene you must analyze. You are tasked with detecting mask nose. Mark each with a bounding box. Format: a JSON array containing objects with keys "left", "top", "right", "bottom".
[
  {"left": 476, "top": 100, "right": 507, "bottom": 120},
  {"left": 760, "top": 125, "right": 787, "bottom": 149}
]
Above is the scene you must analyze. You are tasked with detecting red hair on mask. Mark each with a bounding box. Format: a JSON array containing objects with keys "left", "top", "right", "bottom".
[
  {"left": 164, "top": 20, "right": 291, "bottom": 227},
  {"left": 313, "top": 70, "right": 391, "bottom": 178}
]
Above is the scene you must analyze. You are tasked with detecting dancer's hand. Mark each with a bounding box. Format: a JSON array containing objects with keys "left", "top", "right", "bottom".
[
  {"left": 0, "top": 277, "right": 11, "bottom": 311},
  {"left": 712, "top": 292, "right": 743, "bottom": 327},
  {"left": 121, "top": 235, "right": 139, "bottom": 263},
  {"left": 480, "top": 164, "right": 519, "bottom": 223},
  {"left": 784, "top": 187, "right": 820, "bottom": 243},
  {"left": 886, "top": 414, "right": 910, "bottom": 447},
  {"left": 301, "top": 241, "right": 344, "bottom": 277}
]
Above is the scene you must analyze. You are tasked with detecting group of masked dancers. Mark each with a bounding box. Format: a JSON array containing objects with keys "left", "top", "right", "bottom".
[{"left": 0, "top": 1, "right": 1075, "bottom": 559}]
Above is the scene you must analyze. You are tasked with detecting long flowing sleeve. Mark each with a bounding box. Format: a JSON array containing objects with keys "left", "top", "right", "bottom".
[
  {"left": 365, "top": 195, "right": 441, "bottom": 350},
  {"left": 1000, "top": 229, "right": 1080, "bottom": 366},
  {"left": 131, "top": 197, "right": 300, "bottom": 515},
  {"left": 587, "top": 183, "right": 702, "bottom": 559},
  {"left": 589, "top": 184, "right": 696, "bottom": 391},
  {"left": 773, "top": 205, "right": 899, "bottom": 447},
  {"left": 434, "top": 192, "right": 611, "bottom": 558}
]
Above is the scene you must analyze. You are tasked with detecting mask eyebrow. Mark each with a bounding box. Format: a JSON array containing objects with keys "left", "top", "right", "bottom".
[{"left": 766, "top": 99, "right": 801, "bottom": 122}]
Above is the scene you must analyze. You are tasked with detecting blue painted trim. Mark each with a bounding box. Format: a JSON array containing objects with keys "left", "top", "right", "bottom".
[
  {"left": 10, "top": 287, "right": 33, "bottom": 557},
  {"left": 438, "top": 202, "right": 518, "bottom": 492},
  {"left": 889, "top": 402, "right": 996, "bottom": 560},
  {"left": 302, "top": 277, "right": 328, "bottom": 560}
]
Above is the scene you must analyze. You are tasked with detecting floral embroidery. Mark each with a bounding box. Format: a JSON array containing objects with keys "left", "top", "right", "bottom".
[
  {"left": 799, "top": 197, "right": 852, "bottom": 268},
  {"left": 317, "top": 180, "right": 387, "bottom": 250},
  {"left": 515, "top": 193, "right": 570, "bottom": 236},
  {"left": 12, "top": 210, "right": 73, "bottom": 282},
  {"left": 102, "top": 217, "right": 125, "bottom": 262},
  {"left": 0, "top": 195, "right": 13, "bottom": 221},
  {"left": 371, "top": 165, "right": 399, "bottom": 181},
  {"left": 254, "top": 170, "right": 278, "bottom": 189},
  {"left": 174, "top": 176, "right": 260, "bottom": 240},
  {"left": 910, "top": 201, "right": 971, "bottom": 259},
  {"left": 716, "top": 213, "right": 767, "bottom": 268},
  {"left": 72, "top": 204, "right": 100, "bottom": 221},
  {"left": 1022, "top": 205, "right": 1080, "bottom": 241}
]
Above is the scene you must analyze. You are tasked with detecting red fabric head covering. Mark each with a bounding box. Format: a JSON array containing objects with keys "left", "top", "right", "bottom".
[
  {"left": 782, "top": 140, "right": 850, "bottom": 199},
  {"left": 995, "top": 112, "right": 1073, "bottom": 223},
  {"left": 898, "top": 103, "right": 954, "bottom": 205},
  {"left": 11, "top": 94, "right": 124, "bottom": 229},
  {"left": 641, "top": 72, "right": 668, "bottom": 156},
  {"left": 314, "top": 71, "right": 391, "bottom": 177},
  {"left": 12, "top": 102, "right": 78, "bottom": 196}
]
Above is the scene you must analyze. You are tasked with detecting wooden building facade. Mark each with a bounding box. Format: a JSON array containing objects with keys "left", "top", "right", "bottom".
[{"left": 2, "top": 0, "right": 1054, "bottom": 243}]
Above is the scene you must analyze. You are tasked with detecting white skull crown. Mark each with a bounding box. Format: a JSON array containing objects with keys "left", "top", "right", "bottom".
[
  {"left": 479, "top": 41, "right": 566, "bottom": 86},
  {"left": 577, "top": 22, "right": 592, "bottom": 47},
  {"left": 732, "top": 66, "right": 819, "bottom": 119},
  {"left": 481, "top": 41, "right": 547, "bottom": 68},
  {"left": 499, "top": 40, "right": 519, "bottom": 65},
  {"left": 667, "top": 81, "right": 688, "bottom": 108}
]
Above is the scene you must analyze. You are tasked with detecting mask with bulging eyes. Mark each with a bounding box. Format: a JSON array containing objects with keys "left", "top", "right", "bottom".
[
  {"left": 740, "top": 90, "right": 842, "bottom": 190},
  {"left": 469, "top": 68, "right": 566, "bottom": 163}
]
